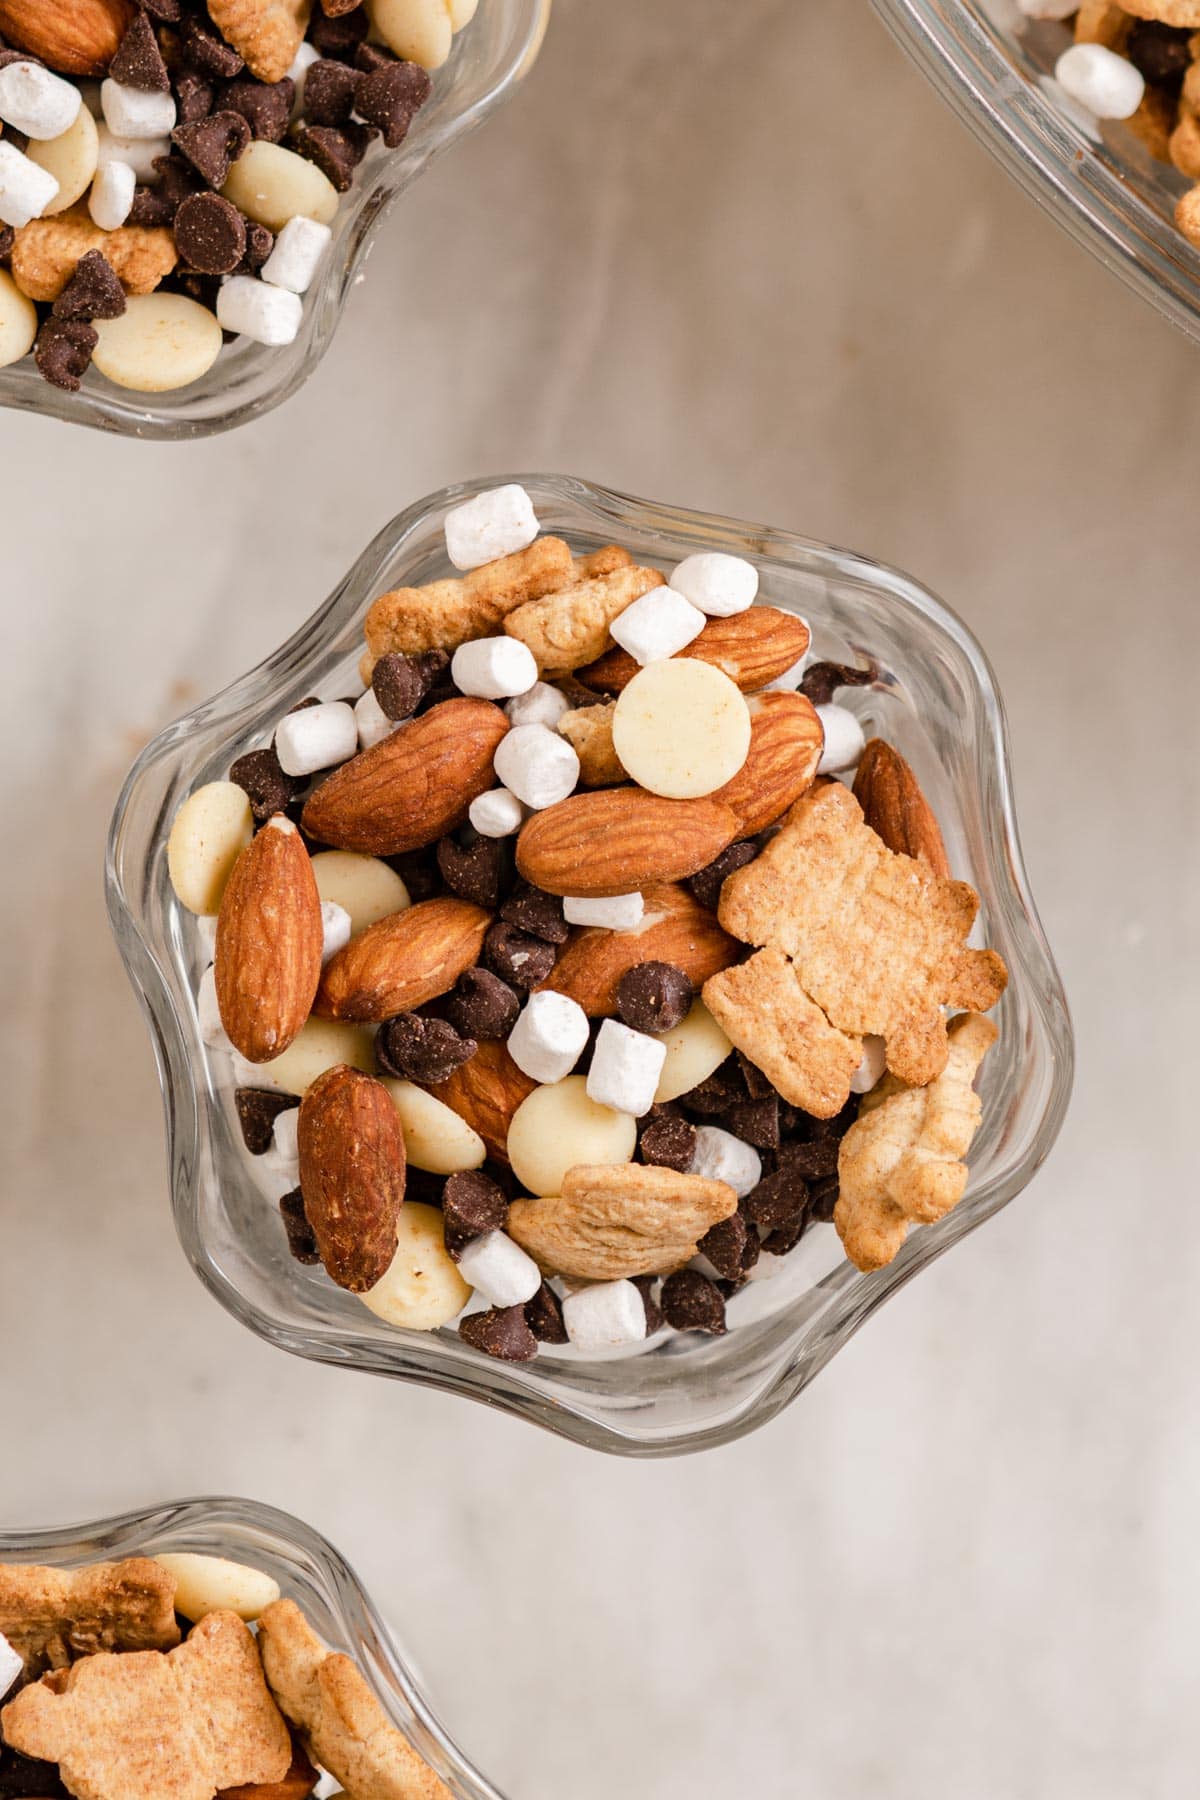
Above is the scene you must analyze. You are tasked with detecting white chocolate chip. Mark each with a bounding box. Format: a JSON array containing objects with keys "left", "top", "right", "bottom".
[
  {"left": 260, "top": 213, "right": 331, "bottom": 294},
  {"left": 690, "top": 1124, "right": 761, "bottom": 1198},
  {"left": 260, "top": 1018, "right": 373, "bottom": 1096},
  {"left": 493, "top": 722, "right": 580, "bottom": 809},
  {"left": 311, "top": 850, "right": 409, "bottom": 936},
  {"left": 506, "top": 681, "right": 570, "bottom": 729},
  {"left": 96, "top": 124, "right": 168, "bottom": 182},
  {"left": 1054, "top": 42, "right": 1144, "bottom": 118},
  {"left": 354, "top": 686, "right": 396, "bottom": 751},
  {"left": 443, "top": 483, "right": 539, "bottom": 571},
  {"left": 380, "top": 1078, "right": 486, "bottom": 1174},
  {"left": 456, "top": 1231, "right": 542, "bottom": 1308},
  {"left": 28, "top": 106, "right": 99, "bottom": 214},
  {"left": 563, "top": 1280, "right": 646, "bottom": 1352},
  {"left": 274, "top": 701, "right": 358, "bottom": 777},
  {"left": 451, "top": 635, "right": 538, "bottom": 700},
  {"left": 0, "top": 140, "right": 59, "bottom": 228},
  {"left": 849, "top": 1034, "right": 887, "bottom": 1094},
  {"left": 654, "top": 1001, "right": 732, "bottom": 1103},
  {"left": 217, "top": 275, "right": 303, "bottom": 348},
  {"left": 668, "top": 551, "right": 758, "bottom": 617},
  {"left": 815, "top": 703, "right": 866, "bottom": 774},
  {"left": 0, "top": 268, "right": 38, "bottom": 369},
  {"left": 585, "top": 1018, "right": 667, "bottom": 1117},
  {"left": 0, "top": 61, "right": 81, "bottom": 140},
  {"left": 153, "top": 1555, "right": 280, "bottom": 1624},
  {"left": 468, "top": 787, "right": 527, "bottom": 838},
  {"left": 612, "top": 659, "right": 751, "bottom": 799},
  {"left": 368, "top": 0, "right": 455, "bottom": 71},
  {"left": 88, "top": 156, "right": 135, "bottom": 230},
  {"left": 319, "top": 900, "right": 352, "bottom": 966},
  {"left": 608, "top": 587, "right": 705, "bottom": 665},
  {"left": 563, "top": 892, "right": 644, "bottom": 931},
  {"left": 91, "top": 294, "right": 223, "bottom": 393},
  {"left": 507, "top": 990, "right": 589, "bottom": 1084},
  {"left": 360, "top": 1202, "right": 471, "bottom": 1329},
  {"left": 167, "top": 781, "right": 254, "bottom": 915},
  {"left": 100, "top": 78, "right": 176, "bottom": 140},
  {"left": 222, "top": 139, "right": 339, "bottom": 232},
  {"left": 507, "top": 1075, "right": 637, "bottom": 1198}
]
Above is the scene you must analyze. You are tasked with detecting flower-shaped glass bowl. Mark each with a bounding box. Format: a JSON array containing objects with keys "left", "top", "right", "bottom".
[
  {"left": 871, "top": 0, "right": 1200, "bottom": 343},
  {"left": 0, "top": 1, "right": 549, "bottom": 439},
  {"left": 107, "top": 473, "right": 1073, "bottom": 1457},
  {"left": 0, "top": 1495, "right": 502, "bottom": 1799}
]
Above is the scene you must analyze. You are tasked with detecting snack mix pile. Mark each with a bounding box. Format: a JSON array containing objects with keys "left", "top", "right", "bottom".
[
  {"left": 1025, "top": 0, "right": 1200, "bottom": 247},
  {"left": 166, "top": 483, "right": 1009, "bottom": 1365},
  {"left": 0, "top": 1551, "right": 450, "bottom": 1798},
  {"left": 0, "top": 0, "right": 476, "bottom": 393}
]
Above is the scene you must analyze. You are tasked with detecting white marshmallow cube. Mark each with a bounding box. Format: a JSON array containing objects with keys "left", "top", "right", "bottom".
[
  {"left": 197, "top": 964, "right": 229, "bottom": 1050},
  {"left": 275, "top": 701, "right": 358, "bottom": 777},
  {"left": 97, "top": 124, "right": 168, "bottom": 182},
  {"left": 101, "top": 79, "right": 176, "bottom": 140},
  {"left": 0, "top": 61, "right": 81, "bottom": 140},
  {"left": 444, "top": 483, "right": 539, "bottom": 571},
  {"left": 690, "top": 1124, "right": 762, "bottom": 1199},
  {"left": 88, "top": 156, "right": 135, "bottom": 230},
  {"left": 451, "top": 635, "right": 538, "bottom": 700},
  {"left": 0, "top": 140, "right": 59, "bottom": 228},
  {"left": 217, "top": 275, "right": 303, "bottom": 348},
  {"left": 506, "top": 680, "right": 570, "bottom": 729},
  {"left": 0, "top": 1630, "right": 22, "bottom": 1702},
  {"left": 850, "top": 1034, "right": 888, "bottom": 1095},
  {"left": 563, "top": 1279, "right": 646, "bottom": 1353},
  {"left": 354, "top": 686, "right": 396, "bottom": 752},
  {"left": 815, "top": 703, "right": 866, "bottom": 774},
  {"left": 493, "top": 722, "right": 579, "bottom": 809},
  {"left": 260, "top": 215, "right": 332, "bottom": 295},
  {"left": 609, "top": 587, "right": 705, "bottom": 666},
  {"left": 320, "top": 901, "right": 352, "bottom": 966},
  {"left": 669, "top": 551, "right": 758, "bottom": 617},
  {"left": 1054, "top": 43, "right": 1144, "bottom": 119},
  {"left": 507, "top": 990, "right": 589, "bottom": 1085},
  {"left": 563, "top": 892, "right": 644, "bottom": 931},
  {"left": 457, "top": 1231, "right": 542, "bottom": 1308},
  {"left": 586, "top": 1018, "right": 667, "bottom": 1118},
  {"left": 264, "top": 1106, "right": 300, "bottom": 1184},
  {"left": 468, "top": 787, "right": 526, "bottom": 838}
]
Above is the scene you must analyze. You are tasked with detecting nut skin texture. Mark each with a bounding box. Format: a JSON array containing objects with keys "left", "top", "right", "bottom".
[
  {"left": 215, "top": 819, "right": 324, "bottom": 1064},
  {"left": 297, "top": 1065, "right": 406, "bottom": 1292},
  {"left": 852, "top": 738, "right": 950, "bottom": 878},
  {"left": 537, "top": 882, "right": 739, "bottom": 1016},
  {"left": 0, "top": 0, "right": 135, "bottom": 74},
  {"left": 516, "top": 790, "right": 740, "bottom": 898},
  {"left": 301, "top": 698, "right": 509, "bottom": 855},
  {"left": 315, "top": 897, "right": 489, "bottom": 1022},
  {"left": 429, "top": 1038, "right": 536, "bottom": 1163},
  {"left": 578, "top": 606, "right": 811, "bottom": 695},
  {"left": 711, "top": 691, "right": 824, "bottom": 836}
]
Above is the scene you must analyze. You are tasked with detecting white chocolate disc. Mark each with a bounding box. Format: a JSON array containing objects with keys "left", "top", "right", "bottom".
[{"left": 612, "top": 659, "right": 751, "bottom": 799}]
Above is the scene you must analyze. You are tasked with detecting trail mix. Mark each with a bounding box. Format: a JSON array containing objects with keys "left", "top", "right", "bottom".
[
  {"left": 1024, "top": 0, "right": 1200, "bottom": 247},
  {"left": 0, "top": 1551, "right": 450, "bottom": 1799},
  {"left": 166, "top": 483, "right": 1009, "bottom": 1365},
  {"left": 0, "top": 0, "right": 476, "bottom": 393}
]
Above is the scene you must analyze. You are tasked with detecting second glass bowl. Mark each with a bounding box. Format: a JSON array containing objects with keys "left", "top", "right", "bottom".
[{"left": 107, "top": 473, "right": 1073, "bottom": 1455}]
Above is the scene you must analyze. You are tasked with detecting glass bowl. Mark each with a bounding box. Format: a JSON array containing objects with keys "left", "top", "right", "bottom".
[
  {"left": 0, "top": 1494, "right": 502, "bottom": 1799},
  {"left": 0, "top": 0, "right": 549, "bottom": 440},
  {"left": 107, "top": 473, "right": 1074, "bottom": 1457},
  {"left": 871, "top": 0, "right": 1200, "bottom": 342}
]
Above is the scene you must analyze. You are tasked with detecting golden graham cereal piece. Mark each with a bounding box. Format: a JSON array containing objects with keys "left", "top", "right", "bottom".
[
  {"left": 556, "top": 701, "right": 625, "bottom": 787},
  {"left": 835, "top": 1011, "right": 998, "bottom": 1272},
  {"left": 0, "top": 1560, "right": 181, "bottom": 1679},
  {"left": 361, "top": 536, "right": 576, "bottom": 672},
  {"left": 1073, "top": 0, "right": 1132, "bottom": 46},
  {"left": 507, "top": 1162, "right": 738, "bottom": 1282},
  {"left": 207, "top": 0, "right": 311, "bottom": 83},
  {"left": 10, "top": 204, "right": 176, "bottom": 301},
  {"left": 504, "top": 561, "right": 666, "bottom": 676},
  {"left": 704, "top": 947, "right": 863, "bottom": 1120},
  {"left": 1119, "top": 0, "right": 1200, "bottom": 22},
  {"left": 1177, "top": 184, "right": 1200, "bottom": 248}
]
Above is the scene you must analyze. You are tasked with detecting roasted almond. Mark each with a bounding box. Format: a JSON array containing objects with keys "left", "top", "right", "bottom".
[
  {"left": 507, "top": 1163, "right": 738, "bottom": 1281},
  {"left": 214, "top": 816, "right": 323, "bottom": 1064},
  {"left": 711, "top": 691, "right": 824, "bottom": 835},
  {"left": 429, "top": 1038, "right": 536, "bottom": 1163},
  {"left": 0, "top": 0, "right": 134, "bottom": 73},
  {"left": 297, "top": 1065, "right": 405, "bottom": 1292},
  {"left": 516, "top": 789, "right": 739, "bottom": 898},
  {"left": 852, "top": 738, "right": 950, "bottom": 876},
  {"left": 538, "top": 882, "right": 739, "bottom": 1016},
  {"left": 301, "top": 698, "right": 508, "bottom": 855},
  {"left": 578, "top": 606, "right": 811, "bottom": 695},
  {"left": 314, "top": 897, "right": 489, "bottom": 1022}
]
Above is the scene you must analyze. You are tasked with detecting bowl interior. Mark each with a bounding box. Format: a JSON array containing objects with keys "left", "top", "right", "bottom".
[
  {"left": 107, "top": 474, "right": 1073, "bottom": 1455},
  {"left": 0, "top": 0, "right": 549, "bottom": 439},
  {"left": 0, "top": 1495, "right": 502, "bottom": 1800}
]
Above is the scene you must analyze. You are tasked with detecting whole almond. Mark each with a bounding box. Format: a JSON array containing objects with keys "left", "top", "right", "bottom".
[
  {"left": 429, "top": 1039, "right": 535, "bottom": 1163},
  {"left": 852, "top": 738, "right": 950, "bottom": 876},
  {"left": 711, "top": 691, "right": 824, "bottom": 836},
  {"left": 507, "top": 1163, "right": 738, "bottom": 1281},
  {"left": 315, "top": 897, "right": 489, "bottom": 1022},
  {"left": 516, "top": 790, "right": 739, "bottom": 898},
  {"left": 0, "top": 0, "right": 134, "bottom": 73},
  {"left": 297, "top": 1065, "right": 405, "bottom": 1292},
  {"left": 214, "top": 816, "right": 323, "bottom": 1064},
  {"left": 539, "top": 882, "right": 739, "bottom": 1016},
  {"left": 578, "top": 606, "right": 811, "bottom": 695},
  {"left": 301, "top": 698, "right": 508, "bottom": 855}
]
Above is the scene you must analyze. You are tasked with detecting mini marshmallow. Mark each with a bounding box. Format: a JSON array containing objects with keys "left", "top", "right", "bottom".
[
  {"left": 690, "top": 1124, "right": 761, "bottom": 1199},
  {"left": 849, "top": 1034, "right": 888, "bottom": 1095},
  {"left": 507, "top": 990, "right": 589, "bottom": 1084},
  {"left": 195, "top": 914, "right": 219, "bottom": 960},
  {"left": 469, "top": 786, "right": 527, "bottom": 838},
  {"left": 444, "top": 483, "right": 539, "bottom": 571},
  {"left": 101, "top": 79, "right": 176, "bottom": 140},
  {"left": 0, "top": 140, "right": 59, "bottom": 228},
  {"left": 457, "top": 1231, "right": 542, "bottom": 1308},
  {"left": 493, "top": 722, "right": 579, "bottom": 810},
  {"left": 97, "top": 124, "right": 169, "bottom": 182},
  {"left": 816, "top": 703, "right": 866, "bottom": 774},
  {"left": 320, "top": 900, "right": 352, "bottom": 966},
  {"left": 275, "top": 700, "right": 358, "bottom": 777},
  {"left": 197, "top": 964, "right": 229, "bottom": 1050},
  {"left": 260, "top": 215, "right": 332, "bottom": 295},
  {"left": 563, "top": 1279, "right": 646, "bottom": 1353},
  {"left": 451, "top": 635, "right": 538, "bottom": 700},
  {"left": 1054, "top": 43, "right": 1144, "bottom": 119},
  {"left": 354, "top": 686, "right": 396, "bottom": 752},
  {"left": 89, "top": 157, "right": 135, "bottom": 231},
  {"left": 563, "top": 892, "right": 644, "bottom": 931},
  {"left": 609, "top": 586, "right": 705, "bottom": 666},
  {"left": 506, "top": 680, "right": 570, "bottom": 729},
  {"left": 0, "top": 1630, "right": 22, "bottom": 1703},
  {"left": 264, "top": 1105, "right": 300, "bottom": 1184},
  {"left": 217, "top": 275, "right": 303, "bottom": 348},
  {"left": 0, "top": 61, "right": 81, "bottom": 140},
  {"left": 585, "top": 1018, "right": 666, "bottom": 1117},
  {"left": 669, "top": 551, "right": 758, "bottom": 618}
]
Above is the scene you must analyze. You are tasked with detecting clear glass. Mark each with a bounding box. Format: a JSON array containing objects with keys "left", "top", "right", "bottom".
[
  {"left": 106, "top": 473, "right": 1074, "bottom": 1457},
  {"left": 0, "top": 1, "right": 549, "bottom": 439},
  {"left": 0, "top": 1495, "right": 502, "bottom": 1799},
  {"left": 871, "top": 0, "right": 1200, "bottom": 343}
]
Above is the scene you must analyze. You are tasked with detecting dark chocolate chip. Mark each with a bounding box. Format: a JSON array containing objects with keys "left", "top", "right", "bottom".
[
  {"left": 483, "top": 920, "right": 557, "bottom": 991},
  {"left": 150, "top": 151, "right": 203, "bottom": 209},
  {"left": 292, "top": 122, "right": 369, "bottom": 191},
  {"left": 220, "top": 75, "right": 294, "bottom": 141},
  {"left": 174, "top": 189, "right": 246, "bottom": 272},
  {"left": 632, "top": 1274, "right": 663, "bottom": 1336},
  {"left": 1127, "top": 20, "right": 1192, "bottom": 85},
  {"left": 616, "top": 961, "right": 693, "bottom": 1035},
  {"left": 443, "top": 1169, "right": 508, "bottom": 1249},
  {"left": 499, "top": 881, "right": 568, "bottom": 945},
  {"left": 661, "top": 1269, "right": 727, "bottom": 1335},
  {"left": 799, "top": 660, "right": 873, "bottom": 707},
  {"left": 181, "top": 14, "right": 244, "bottom": 79},
  {"left": 302, "top": 56, "right": 359, "bottom": 125},
  {"left": 680, "top": 1057, "right": 746, "bottom": 1116},
  {"left": 279, "top": 1189, "right": 321, "bottom": 1265},
  {"left": 355, "top": 57, "right": 430, "bottom": 148},
  {"left": 52, "top": 250, "right": 126, "bottom": 322},
  {"left": 174, "top": 68, "right": 215, "bottom": 124},
  {"left": 403, "top": 1165, "right": 446, "bottom": 1208},
  {"left": 140, "top": 0, "right": 183, "bottom": 20},
  {"left": 176, "top": 270, "right": 224, "bottom": 313},
  {"left": 34, "top": 318, "right": 96, "bottom": 391},
  {"left": 0, "top": 224, "right": 14, "bottom": 263},
  {"left": 687, "top": 840, "right": 758, "bottom": 911},
  {"left": 445, "top": 966, "right": 520, "bottom": 1041},
  {"left": 459, "top": 1305, "right": 538, "bottom": 1362},
  {"left": 111, "top": 10, "right": 170, "bottom": 89},
  {"left": 697, "top": 1211, "right": 753, "bottom": 1280},
  {"left": 234, "top": 1087, "right": 298, "bottom": 1155},
  {"left": 777, "top": 1137, "right": 841, "bottom": 1180},
  {"left": 736, "top": 1052, "right": 774, "bottom": 1100},
  {"left": 742, "top": 1164, "right": 807, "bottom": 1230},
  {"left": 726, "top": 1096, "right": 779, "bottom": 1150},
  {"left": 385, "top": 848, "right": 440, "bottom": 904},
  {"left": 376, "top": 1013, "right": 476, "bottom": 1085},
  {"left": 355, "top": 42, "right": 398, "bottom": 74},
  {"left": 238, "top": 219, "right": 275, "bottom": 272},
  {"left": 638, "top": 1110, "right": 696, "bottom": 1173},
  {"left": 437, "top": 834, "right": 504, "bottom": 911},
  {"left": 229, "top": 746, "right": 299, "bottom": 821},
  {"left": 763, "top": 1209, "right": 809, "bottom": 1256},
  {"left": 525, "top": 1279, "right": 568, "bottom": 1344},
  {"left": 172, "top": 109, "right": 251, "bottom": 186},
  {"left": 309, "top": 6, "right": 369, "bottom": 57},
  {"left": 806, "top": 1175, "right": 840, "bottom": 1224},
  {"left": 128, "top": 183, "right": 175, "bottom": 227},
  {"left": 372, "top": 652, "right": 427, "bottom": 721},
  {"left": 0, "top": 1747, "right": 68, "bottom": 1797}
]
